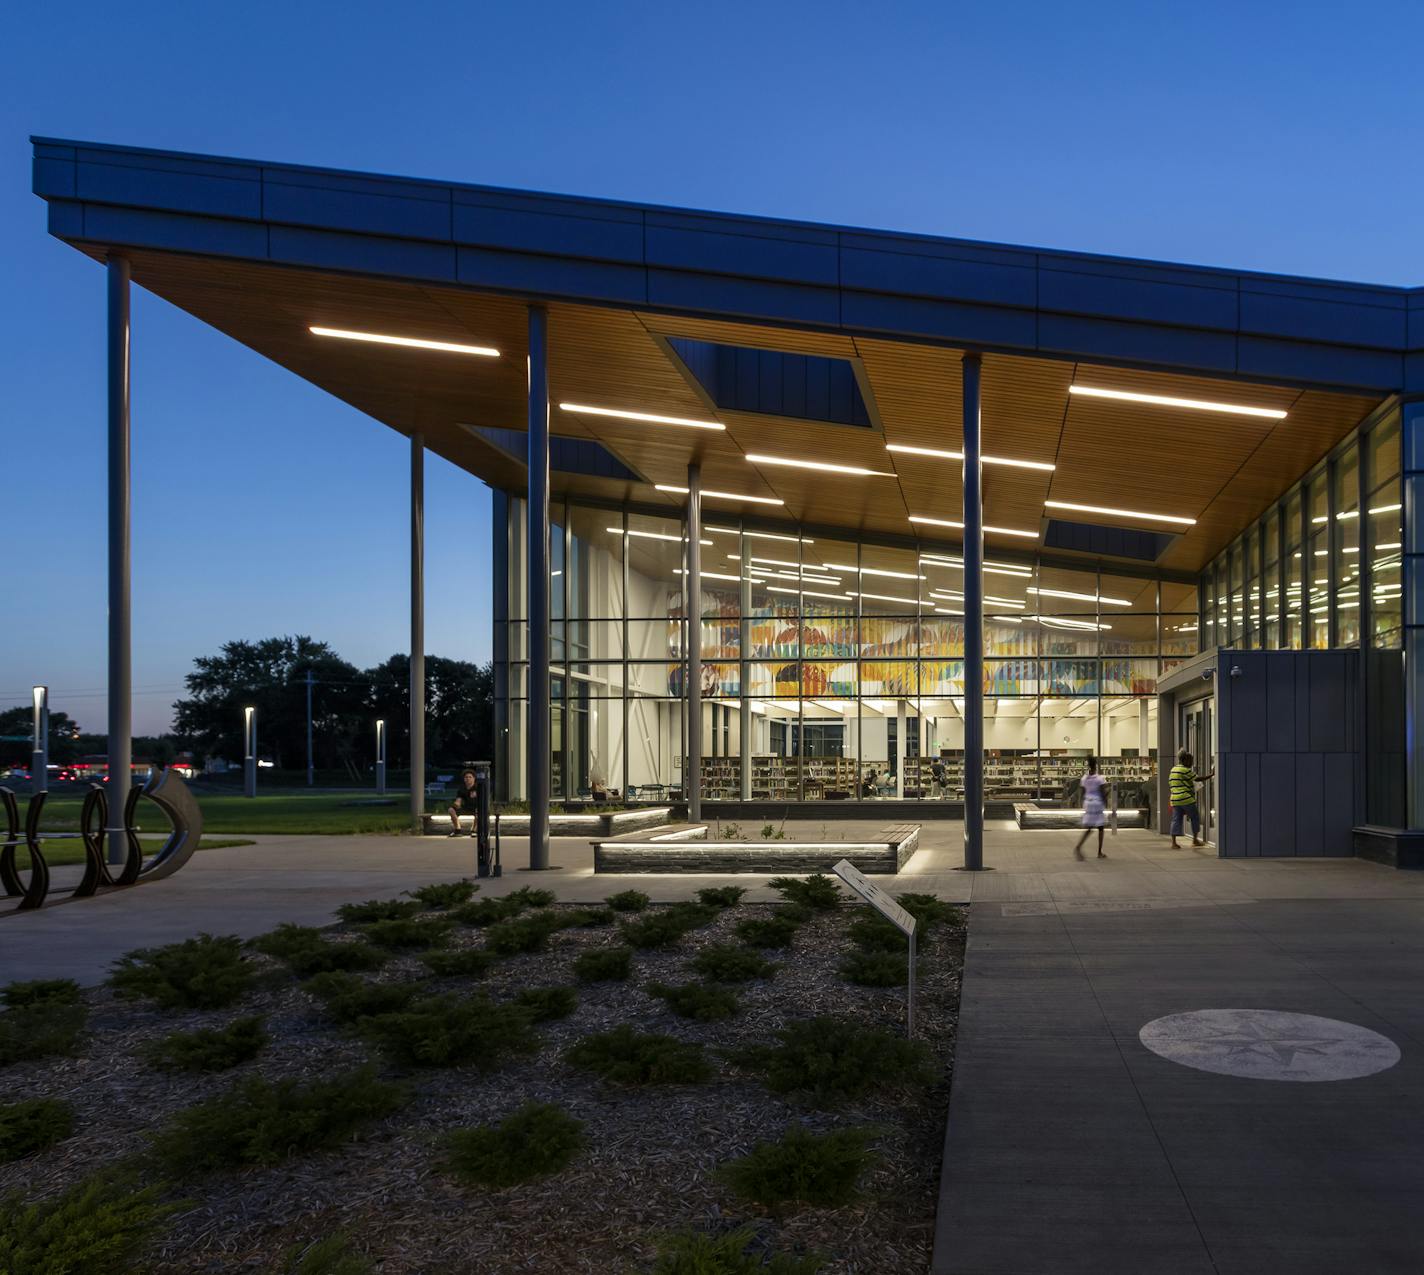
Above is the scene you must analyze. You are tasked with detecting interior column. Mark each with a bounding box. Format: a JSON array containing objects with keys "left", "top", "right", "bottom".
[
  {"left": 962, "top": 352, "right": 985, "bottom": 869},
  {"left": 526, "top": 307, "right": 551, "bottom": 868}
]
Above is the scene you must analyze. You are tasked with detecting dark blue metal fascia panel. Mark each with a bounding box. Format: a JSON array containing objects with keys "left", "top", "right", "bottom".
[
  {"left": 839, "top": 243, "right": 1037, "bottom": 308},
  {"left": 32, "top": 155, "right": 75, "bottom": 199},
  {"left": 647, "top": 268, "right": 839, "bottom": 328},
  {"left": 645, "top": 220, "right": 839, "bottom": 288},
  {"left": 1236, "top": 335, "right": 1405, "bottom": 391},
  {"left": 453, "top": 196, "right": 644, "bottom": 263},
  {"left": 76, "top": 155, "right": 261, "bottom": 220},
  {"left": 81, "top": 205, "right": 270, "bottom": 259},
  {"left": 269, "top": 225, "right": 457, "bottom": 283},
  {"left": 1037, "top": 312, "right": 1238, "bottom": 373},
  {"left": 457, "top": 246, "right": 647, "bottom": 305},
  {"left": 1239, "top": 286, "right": 1407, "bottom": 349},
  {"left": 1038, "top": 264, "right": 1239, "bottom": 330},
  {"left": 263, "top": 177, "right": 452, "bottom": 242},
  {"left": 841, "top": 290, "right": 1038, "bottom": 350}
]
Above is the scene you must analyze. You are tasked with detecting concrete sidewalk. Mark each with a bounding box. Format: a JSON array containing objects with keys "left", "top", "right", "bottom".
[{"left": 933, "top": 886, "right": 1424, "bottom": 1273}]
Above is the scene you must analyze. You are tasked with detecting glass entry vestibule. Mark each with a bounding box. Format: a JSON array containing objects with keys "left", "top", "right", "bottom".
[{"left": 494, "top": 495, "right": 1199, "bottom": 806}]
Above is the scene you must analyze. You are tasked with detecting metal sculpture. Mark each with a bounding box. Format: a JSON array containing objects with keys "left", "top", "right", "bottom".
[{"left": 0, "top": 768, "right": 204, "bottom": 910}]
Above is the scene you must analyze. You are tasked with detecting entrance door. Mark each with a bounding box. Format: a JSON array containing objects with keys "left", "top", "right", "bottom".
[{"left": 1180, "top": 696, "right": 1216, "bottom": 843}]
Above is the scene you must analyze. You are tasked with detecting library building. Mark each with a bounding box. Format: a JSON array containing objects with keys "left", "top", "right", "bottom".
[{"left": 33, "top": 137, "right": 1424, "bottom": 867}]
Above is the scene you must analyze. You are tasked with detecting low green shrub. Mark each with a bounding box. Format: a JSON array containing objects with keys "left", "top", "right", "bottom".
[
  {"left": 895, "top": 893, "right": 960, "bottom": 931},
  {"left": 605, "top": 889, "right": 650, "bottom": 913},
  {"left": 514, "top": 986, "right": 578, "bottom": 1023},
  {"left": 484, "top": 912, "right": 562, "bottom": 956},
  {"left": 146, "top": 1016, "right": 267, "bottom": 1073},
  {"left": 282, "top": 1235, "right": 374, "bottom": 1274},
  {"left": 252, "top": 924, "right": 388, "bottom": 978},
  {"left": 360, "top": 917, "right": 453, "bottom": 950},
  {"left": 767, "top": 875, "right": 843, "bottom": 911},
  {"left": 688, "top": 945, "right": 778, "bottom": 984},
  {"left": 336, "top": 898, "right": 422, "bottom": 924},
  {"left": 642, "top": 1226, "right": 823, "bottom": 1274},
  {"left": 838, "top": 951, "right": 907, "bottom": 987},
  {"left": 0, "top": 1172, "right": 179, "bottom": 1275},
  {"left": 647, "top": 982, "right": 740, "bottom": 1022},
  {"left": 305, "top": 972, "right": 423, "bottom": 1024},
  {"left": 718, "top": 1125, "right": 876, "bottom": 1212},
  {"left": 0, "top": 1002, "right": 86, "bottom": 1067},
  {"left": 733, "top": 916, "right": 800, "bottom": 950},
  {"left": 573, "top": 947, "right": 633, "bottom": 983},
  {"left": 149, "top": 1065, "right": 405, "bottom": 1174},
  {"left": 730, "top": 1017, "right": 932, "bottom": 1106},
  {"left": 565, "top": 1026, "right": 710, "bottom": 1085},
  {"left": 0, "top": 1098, "right": 74, "bottom": 1162},
  {"left": 696, "top": 886, "right": 746, "bottom": 909},
  {"left": 558, "top": 907, "right": 614, "bottom": 928},
  {"left": 620, "top": 904, "right": 716, "bottom": 950},
  {"left": 420, "top": 948, "right": 496, "bottom": 978},
  {"left": 445, "top": 1101, "right": 586, "bottom": 1188},
  {"left": 506, "top": 887, "right": 556, "bottom": 908},
  {"left": 1, "top": 979, "right": 81, "bottom": 1010},
  {"left": 846, "top": 916, "right": 904, "bottom": 953},
  {"left": 454, "top": 896, "right": 527, "bottom": 927},
  {"left": 110, "top": 933, "right": 253, "bottom": 1010},
  {"left": 405, "top": 880, "right": 479, "bottom": 910},
  {"left": 358, "top": 994, "right": 538, "bottom": 1068}
]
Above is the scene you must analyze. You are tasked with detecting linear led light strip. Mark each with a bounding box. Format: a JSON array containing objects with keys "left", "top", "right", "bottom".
[
  {"left": 1311, "top": 503, "right": 1403, "bottom": 523},
  {"left": 1036, "top": 616, "right": 1113, "bottom": 631},
  {"left": 673, "top": 569, "right": 765, "bottom": 584},
  {"left": 309, "top": 326, "right": 499, "bottom": 357},
  {"left": 1027, "top": 586, "right": 1131, "bottom": 607},
  {"left": 1043, "top": 500, "right": 1196, "bottom": 527},
  {"left": 1068, "top": 385, "right": 1288, "bottom": 419},
  {"left": 920, "top": 555, "right": 1033, "bottom": 578},
  {"left": 655, "top": 484, "right": 784, "bottom": 505},
  {"left": 767, "top": 586, "right": 849, "bottom": 601},
  {"left": 908, "top": 515, "right": 1039, "bottom": 539},
  {"left": 822, "top": 563, "right": 925, "bottom": 581},
  {"left": 849, "top": 591, "right": 920, "bottom": 606},
  {"left": 886, "top": 443, "right": 1056, "bottom": 472},
  {"left": 930, "top": 590, "right": 1026, "bottom": 608},
  {"left": 706, "top": 527, "right": 809, "bottom": 544},
  {"left": 563, "top": 403, "right": 723, "bottom": 430},
  {"left": 745, "top": 453, "right": 895, "bottom": 477},
  {"left": 609, "top": 527, "right": 712, "bottom": 545}
]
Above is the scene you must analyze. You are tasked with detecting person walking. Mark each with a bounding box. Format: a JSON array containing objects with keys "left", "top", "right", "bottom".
[
  {"left": 1168, "top": 749, "right": 1212, "bottom": 848},
  {"left": 1073, "top": 758, "right": 1108, "bottom": 860},
  {"left": 446, "top": 768, "right": 480, "bottom": 838}
]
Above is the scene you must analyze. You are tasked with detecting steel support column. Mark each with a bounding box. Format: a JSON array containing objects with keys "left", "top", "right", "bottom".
[
  {"left": 410, "top": 431, "right": 426, "bottom": 829},
  {"left": 962, "top": 353, "right": 985, "bottom": 869},
  {"left": 687, "top": 463, "right": 702, "bottom": 821},
  {"left": 106, "top": 255, "right": 132, "bottom": 862},
  {"left": 526, "top": 308, "right": 551, "bottom": 868}
]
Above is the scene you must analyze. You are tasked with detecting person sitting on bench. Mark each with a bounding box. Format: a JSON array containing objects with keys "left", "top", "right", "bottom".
[{"left": 447, "top": 769, "right": 480, "bottom": 838}]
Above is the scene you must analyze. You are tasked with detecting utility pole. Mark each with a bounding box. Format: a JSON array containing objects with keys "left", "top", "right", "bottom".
[{"left": 306, "top": 670, "right": 314, "bottom": 787}]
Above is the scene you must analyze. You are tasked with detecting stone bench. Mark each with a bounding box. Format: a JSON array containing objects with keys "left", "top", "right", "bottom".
[
  {"left": 1013, "top": 803, "right": 1149, "bottom": 830},
  {"left": 592, "top": 823, "right": 920, "bottom": 874},
  {"left": 422, "top": 807, "right": 671, "bottom": 838}
]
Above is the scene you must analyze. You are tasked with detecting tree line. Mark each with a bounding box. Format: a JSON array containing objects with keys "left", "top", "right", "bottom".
[{"left": 2, "top": 637, "right": 494, "bottom": 778}]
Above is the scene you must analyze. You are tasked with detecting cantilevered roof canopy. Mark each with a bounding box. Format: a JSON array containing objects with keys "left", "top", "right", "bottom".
[{"left": 32, "top": 137, "right": 1416, "bottom": 572}]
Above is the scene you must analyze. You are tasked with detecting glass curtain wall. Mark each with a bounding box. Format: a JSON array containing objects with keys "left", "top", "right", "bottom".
[{"left": 500, "top": 497, "right": 1199, "bottom": 805}]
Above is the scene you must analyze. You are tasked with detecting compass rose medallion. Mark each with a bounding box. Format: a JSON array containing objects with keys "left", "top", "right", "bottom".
[{"left": 1139, "top": 1009, "right": 1401, "bottom": 1082}]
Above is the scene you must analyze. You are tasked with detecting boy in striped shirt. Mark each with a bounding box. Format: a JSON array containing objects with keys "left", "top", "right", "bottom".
[{"left": 1169, "top": 750, "right": 1212, "bottom": 849}]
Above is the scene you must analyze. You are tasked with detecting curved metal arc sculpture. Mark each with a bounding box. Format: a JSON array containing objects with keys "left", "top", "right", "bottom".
[{"left": 0, "top": 768, "right": 203, "bottom": 911}]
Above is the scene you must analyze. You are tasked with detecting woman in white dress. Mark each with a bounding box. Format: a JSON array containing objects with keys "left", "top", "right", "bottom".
[{"left": 1073, "top": 758, "right": 1108, "bottom": 861}]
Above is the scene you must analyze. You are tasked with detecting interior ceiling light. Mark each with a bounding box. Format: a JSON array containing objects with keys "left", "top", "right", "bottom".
[
  {"left": 739, "top": 555, "right": 802, "bottom": 570},
  {"left": 908, "top": 515, "right": 1038, "bottom": 539},
  {"left": 1027, "top": 587, "right": 1130, "bottom": 607},
  {"left": 706, "top": 527, "right": 807, "bottom": 543},
  {"left": 1068, "top": 384, "right": 1287, "bottom": 419},
  {"left": 655, "top": 484, "right": 784, "bottom": 505},
  {"left": 886, "top": 443, "right": 1056, "bottom": 472},
  {"left": 562, "top": 403, "right": 723, "bottom": 430},
  {"left": 1036, "top": 616, "right": 1113, "bottom": 631},
  {"left": 745, "top": 454, "right": 893, "bottom": 477},
  {"left": 309, "top": 326, "right": 499, "bottom": 357},
  {"left": 822, "top": 563, "right": 925, "bottom": 580},
  {"left": 1043, "top": 500, "right": 1196, "bottom": 527},
  {"left": 849, "top": 591, "right": 920, "bottom": 606},
  {"left": 674, "top": 568, "right": 754, "bottom": 584},
  {"left": 768, "top": 586, "right": 849, "bottom": 601},
  {"left": 919, "top": 555, "right": 1034, "bottom": 578},
  {"left": 608, "top": 526, "right": 712, "bottom": 545}
]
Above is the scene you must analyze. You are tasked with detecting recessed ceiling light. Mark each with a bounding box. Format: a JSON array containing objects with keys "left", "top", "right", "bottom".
[
  {"left": 1027, "top": 587, "right": 1130, "bottom": 607},
  {"left": 563, "top": 403, "right": 724, "bottom": 430},
  {"left": 1044, "top": 500, "right": 1196, "bottom": 527},
  {"left": 608, "top": 526, "right": 712, "bottom": 545},
  {"left": 887, "top": 443, "right": 1055, "bottom": 472},
  {"left": 309, "top": 326, "right": 499, "bottom": 357},
  {"left": 1068, "top": 385, "right": 1287, "bottom": 419},
  {"left": 908, "top": 515, "right": 1039, "bottom": 539},
  {"left": 656, "top": 485, "right": 784, "bottom": 505},
  {"left": 746, "top": 454, "right": 893, "bottom": 477}
]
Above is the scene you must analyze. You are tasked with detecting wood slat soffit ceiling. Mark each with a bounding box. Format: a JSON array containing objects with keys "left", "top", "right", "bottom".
[{"left": 112, "top": 250, "right": 1382, "bottom": 573}]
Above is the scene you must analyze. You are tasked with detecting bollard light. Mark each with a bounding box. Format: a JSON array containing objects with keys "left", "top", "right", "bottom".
[
  {"left": 32, "top": 686, "right": 48, "bottom": 796},
  {"left": 375, "top": 719, "right": 387, "bottom": 796},
  {"left": 243, "top": 706, "right": 257, "bottom": 798}
]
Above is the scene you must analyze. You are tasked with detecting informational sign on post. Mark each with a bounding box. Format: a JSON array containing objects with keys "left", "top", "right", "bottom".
[{"left": 832, "top": 859, "right": 919, "bottom": 1035}]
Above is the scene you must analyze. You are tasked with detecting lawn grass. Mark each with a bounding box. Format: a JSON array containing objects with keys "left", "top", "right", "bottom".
[
  {"left": 33, "top": 835, "right": 254, "bottom": 866},
  {"left": 35, "top": 790, "right": 415, "bottom": 836}
]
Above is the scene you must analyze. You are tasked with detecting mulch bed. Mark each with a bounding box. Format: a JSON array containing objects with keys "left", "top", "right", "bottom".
[{"left": 0, "top": 893, "right": 967, "bottom": 1274}]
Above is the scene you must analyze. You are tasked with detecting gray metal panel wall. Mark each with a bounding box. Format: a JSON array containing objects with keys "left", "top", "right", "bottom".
[{"left": 1216, "top": 650, "right": 1360, "bottom": 857}]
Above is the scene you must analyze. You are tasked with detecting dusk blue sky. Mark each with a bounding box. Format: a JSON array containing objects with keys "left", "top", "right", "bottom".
[{"left": 5, "top": 1, "right": 1422, "bottom": 735}]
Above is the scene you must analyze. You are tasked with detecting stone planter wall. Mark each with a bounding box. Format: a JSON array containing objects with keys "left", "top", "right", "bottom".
[{"left": 593, "top": 824, "right": 920, "bottom": 874}]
